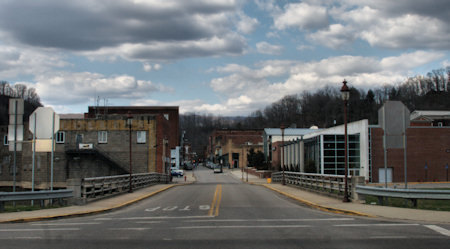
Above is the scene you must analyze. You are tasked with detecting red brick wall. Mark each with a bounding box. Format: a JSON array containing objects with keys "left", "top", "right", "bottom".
[{"left": 371, "top": 127, "right": 450, "bottom": 182}]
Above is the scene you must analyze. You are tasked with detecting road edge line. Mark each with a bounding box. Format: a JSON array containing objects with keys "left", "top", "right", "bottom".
[{"left": 261, "top": 184, "right": 375, "bottom": 218}]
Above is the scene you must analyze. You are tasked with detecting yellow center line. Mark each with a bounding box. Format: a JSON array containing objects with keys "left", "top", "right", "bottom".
[
  {"left": 208, "top": 184, "right": 222, "bottom": 217},
  {"left": 215, "top": 185, "right": 222, "bottom": 217}
]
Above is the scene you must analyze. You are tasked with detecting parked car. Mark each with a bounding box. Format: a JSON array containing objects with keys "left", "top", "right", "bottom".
[
  {"left": 213, "top": 165, "right": 223, "bottom": 173},
  {"left": 183, "top": 162, "right": 193, "bottom": 170},
  {"left": 171, "top": 168, "right": 184, "bottom": 177}
]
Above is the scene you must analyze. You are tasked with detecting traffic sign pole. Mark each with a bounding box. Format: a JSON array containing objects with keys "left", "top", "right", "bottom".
[
  {"left": 51, "top": 112, "right": 55, "bottom": 192},
  {"left": 31, "top": 112, "right": 36, "bottom": 206},
  {"left": 13, "top": 100, "right": 17, "bottom": 192}
]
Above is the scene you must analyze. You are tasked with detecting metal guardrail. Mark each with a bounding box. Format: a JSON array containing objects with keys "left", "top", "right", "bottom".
[
  {"left": 272, "top": 171, "right": 362, "bottom": 199},
  {"left": 81, "top": 172, "right": 169, "bottom": 199},
  {"left": 356, "top": 185, "right": 450, "bottom": 207},
  {"left": 0, "top": 189, "right": 73, "bottom": 211}
]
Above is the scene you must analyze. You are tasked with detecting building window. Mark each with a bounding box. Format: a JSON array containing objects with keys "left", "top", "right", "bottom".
[
  {"left": 137, "top": 131, "right": 146, "bottom": 144},
  {"left": 164, "top": 114, "right": 169, "bottom": 120},
  {"left": 3, "top": 135, "right": 8, "bottom": 145},
  {"left": 98, "top": 131, "right": 108, "bottom": 144},
  {"left": 56, "top": 131, "right": 65, "bottom": 144}
]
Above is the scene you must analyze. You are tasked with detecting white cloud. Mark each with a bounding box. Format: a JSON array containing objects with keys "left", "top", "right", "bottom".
[
  {"left": 236, "top": 12, "right": 259, "bottom": 34},
  {"left": 380, "top": 51, "right": 445, "bottom": 71},
  {"left": 308, "top": 24, "right": 356, "bottom": 49},
  {"left": 296, "top": 44, "right": 314, "bottom": 51},
  {"left": 83, "top": 34, "right": 246, "bottom": 61},
  {"left": 269, "top": 1, "right": 450, "bottom": 50},
  {"left": 208, "top": 51, "right": 444, "bottom": 114},
  {"left": 256, "top": 42, "right": 283, "bottom": 55},
  {"left": 274, "top": 3, "right": 328, "bottom": 30},
  {"left": 33, "top": 72, "right": 172, "bottom": 106},
  {"left": 143, "top": 63, "right": 152, "bottom": 72},
  {"left": 142, "top": 63, "right": 163, "bottom": 72},
  {"left": 153, "top": 64, "right": 162, "bottom": 70},
  {"left": 359, "top": 14, "right": 450, "bottom": 49},
  {"left": 0, "top": 46, "right": 69, "bottom": 78}
]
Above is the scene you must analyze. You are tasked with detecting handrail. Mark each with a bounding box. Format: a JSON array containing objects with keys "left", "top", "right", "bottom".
[
  {"left": 271, "top": 171, "right": 362, "bottom": 199},
  {"left": 81, "top": 172, "right": 169, "bottom": 200}
]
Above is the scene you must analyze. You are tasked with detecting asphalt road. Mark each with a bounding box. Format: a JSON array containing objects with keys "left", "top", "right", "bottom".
[{"left": 0, "top": 166, "right": 449, "bottom": 249}]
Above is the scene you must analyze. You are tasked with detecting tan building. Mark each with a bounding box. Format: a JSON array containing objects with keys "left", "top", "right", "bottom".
[
  {"left": 208, "top": 129, "right": 263, "bottom": 169},
  {"left": 0, "top": 106, "right": 178, "bottom": 190}
]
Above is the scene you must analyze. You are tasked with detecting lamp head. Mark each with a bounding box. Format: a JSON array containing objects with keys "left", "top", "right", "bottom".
[{"left": 340, "top": 79, "right": 350, "bottom": 101}]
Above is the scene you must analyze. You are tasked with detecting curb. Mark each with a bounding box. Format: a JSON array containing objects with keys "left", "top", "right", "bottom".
[
  {"left": 261, "top": 184, "right": 376, "bottom": 218},
  {"left": 0, "top": 184, "right": 178, "bottom": 223}
]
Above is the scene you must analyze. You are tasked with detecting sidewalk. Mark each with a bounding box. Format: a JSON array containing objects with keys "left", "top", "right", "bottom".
[
  {"left": 0, "top": 173, "right": 195, "bottom": 223},
  {"left": 228, "top": 169, "right": 450, "bottom": 224}
]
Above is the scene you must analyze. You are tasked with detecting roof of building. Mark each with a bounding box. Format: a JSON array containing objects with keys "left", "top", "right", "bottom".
[
  {"left": 410, "top": 110, "right": 450, "bottom": 122},
  {"left": 88, "top": 106, "right": 179, "bottom": 110},
  {"left": 263, "top": 128, "right": 320, "bottom": 136},
  {"left": 59, "top": 114, "right": 84, "bottom": 119}
]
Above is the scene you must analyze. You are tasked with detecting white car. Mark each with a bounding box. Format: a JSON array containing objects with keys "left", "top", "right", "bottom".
[
  {"left": 170, "top": 167, "right": 184, "bottom": 177},
  {"left": 213, "top": 165, "right": 223, "bottom": 173}
]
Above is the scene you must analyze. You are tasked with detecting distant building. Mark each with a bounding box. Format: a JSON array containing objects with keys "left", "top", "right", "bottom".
[
  {"left": 208, "top": 129, "right": 263, "bottom": 169},
  {"left": 262, "top": 128, "right": 319, "bottom": 171},
  {"left": 410, "top": 110, "right": 450, "bottom": 127},
  {"left": 0, "top": 105, "right": 179, "bottom": 190}
]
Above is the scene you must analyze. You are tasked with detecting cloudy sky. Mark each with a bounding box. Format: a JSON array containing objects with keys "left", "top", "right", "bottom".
[{"left": 0, "top": 0, "right": 449, "bottom": 115}]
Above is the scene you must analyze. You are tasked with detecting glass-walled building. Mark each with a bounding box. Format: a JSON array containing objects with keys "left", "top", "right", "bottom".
[{"left": 281, "top": 119, "right": 370, "bottom": 181}]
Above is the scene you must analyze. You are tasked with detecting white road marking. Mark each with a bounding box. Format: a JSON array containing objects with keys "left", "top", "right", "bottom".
[
  {"left": 185, "top": 218, "right": 355, "bottom": 223},
  {"left": 199, "top": 205, "right": 210, "bottom": 210},
  {"left": 176, "top": 225, "right": 312, "bottom": 229},
  {"left": 96, "top": 215, "right": 213, "bottom": 221},
  {"left": 163, "top": 206, "right": 178, "bottom": 211},
  {"left": 31, "top": 222, "right": 100, "bottom": 226},
  {"left": 135, "top": 221, "right": 164, "bottom": 224},
  {"left": 145, "top": 207, "right": 161, "bottom": 212},
  {"left": 13, "top": 237, "right": 43, "bottom": 240},
  {"left": 0, "top": 228, "right": 80, "bottom": 232},
  {"left": 109, "top": 228, "right": 150, "bottom": 231},
  {"left": 424, "top": 225, "right": 450, "bottom": 237},
  {"left": 179, "top": 206, "right": 191, "bottom": 211},
  {"left": 369, "top": 236, "right": 408, "bottom": 239},
  {"left": 334, "top": 223, "right": 420, "bottom": 227}
]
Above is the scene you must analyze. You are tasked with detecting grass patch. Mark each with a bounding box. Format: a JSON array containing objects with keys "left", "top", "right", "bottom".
[
  {"left": 365, "top": 195, "right": 450, "bottom": 211},
  {"left": 1, "top": 203, "right": 67, "bottom": 213}
]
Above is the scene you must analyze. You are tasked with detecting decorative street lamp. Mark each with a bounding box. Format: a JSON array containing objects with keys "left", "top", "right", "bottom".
[
  {"left": 281, "top": 123, "right": 286, "bottom": 185},
  {"left": 246, "top": 143, "right": 249, "bottom": 183},
  {"left": 341, "top": 80, "right": 350, "bottom": 202},
  {"left": 127, "top": 111, "right": 133, "bottom": 193}
]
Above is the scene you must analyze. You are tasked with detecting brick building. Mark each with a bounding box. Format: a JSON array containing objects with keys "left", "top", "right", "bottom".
[
  {"left": 0, "top": 106, "right": 179, "bottom": 190},
  {"left": 207, "top": 129, "right": 263, "bottom": 169}
]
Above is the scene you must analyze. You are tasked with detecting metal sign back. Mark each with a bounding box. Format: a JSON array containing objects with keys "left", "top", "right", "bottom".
[{"left": 29, "top": 107, "right": 60, "bottom": 139}]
